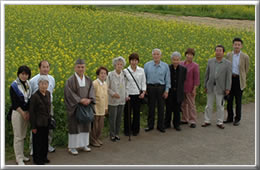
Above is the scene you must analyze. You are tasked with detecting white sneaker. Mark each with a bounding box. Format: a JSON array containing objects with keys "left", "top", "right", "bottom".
[
  {"left": 23, "top": 156, "right": 30, "bottom": 162},
  {"left": 83, "top": 146, "right": 91, "bottom": 152},
  {"left": 68, "top": 148, "right": 78, "bottom": 155},
  {"left": 17, "top": 161, "right": 25, "bottom": 165},
  {"left": 48, "top": 145, "right": 56, "bottom": 152},
  {"left": 30, "top": 149, "right": 33, "bottom": 156}
]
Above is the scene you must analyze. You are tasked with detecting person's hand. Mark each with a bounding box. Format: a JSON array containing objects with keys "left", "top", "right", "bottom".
[
  {"left": 105, "top": 109, "right": 108, "bottom": 115},
  {"left": 80, "top": 98, "right": 87, "bottom": 104},
  {"left": 25, "top": 111, "right": 30, "bottom": 121},
  {"left": 85, "top": 99, "right": 91, "bottom": 105},
  {"left": 139, "top": 92, "right": 145, "bottom": 99},
  {"left": 21, "top": 111, "right": 29, "bottom": 121},
  {"left": 126, "top": 97, "right": 130, "bottom": 101},
  {"left": 162, "top": 92, "right": 168, "bottom": 99},
  {"left": 32, "top": 129, "right": 37, "bottom": 134},
  {"left": 192, "top": 89, "right": 196, "bottom": 96},
  {"left": 17, "top": 108, "right": 29, "bottom": 121},
  {"left": 112, "top": 93, "right": 120, "bottom": 99},
  {"left": 225, "top": 90, "right": 230, "bottom": 95},
  {"left": 80, "top": 98, "right": 91, "bottom": 106}
]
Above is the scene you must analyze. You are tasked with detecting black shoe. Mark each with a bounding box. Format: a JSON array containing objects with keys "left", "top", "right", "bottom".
[
  {"left": 133, "top": 133, "right": 138, "bottom": 136},
  {"left": 190, "top": 124, "right": 196, "bottom": 128},
  {"left": 110, "top": 136, "right": 116, "bottom": 142},
  {"left": 115, "top": 135, "right": 120, "bottom": 140},
  {"left": 145, "top": 127, "right": 154, "bottom": 132},
  {"left": 44, "top": 159, "right": 50, "bottom": 163},
  {"left": 157, "top": 128, "right": 165, "bottom": 133},
  {"left": 180, "top": 121, "right": 188, "bottom": 125},
  {"left": 233, "top": 121, "right": 240, "bottom": 126},
  {"left": 174, "top": 126, "right": 181, "bottom": 131},
  {"left": 34, "top": 161, "right": 45, "bottom": 165},
  {"left": 224, "top": 120, "right": 233, "bottom": 123},
  {"left": 164, "top": 125, "right": 171, "bottom": 129}
]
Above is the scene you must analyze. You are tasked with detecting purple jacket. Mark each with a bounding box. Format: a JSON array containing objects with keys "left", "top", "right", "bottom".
[{"left": 180, "top": 61, "right": 200, "bottom": 93}]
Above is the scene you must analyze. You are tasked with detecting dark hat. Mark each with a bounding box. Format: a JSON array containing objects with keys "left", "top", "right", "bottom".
[
  {"left": 75, "top": 59, "right": 85, "bottom": 65},
  {"left": 185, "top": 48, "right": 195, "bottom": 56}
]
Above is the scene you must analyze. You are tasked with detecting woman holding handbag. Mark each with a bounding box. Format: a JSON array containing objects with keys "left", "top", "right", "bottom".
[{"left": 123, "top": 53, "right": 146, "bottom": 136}]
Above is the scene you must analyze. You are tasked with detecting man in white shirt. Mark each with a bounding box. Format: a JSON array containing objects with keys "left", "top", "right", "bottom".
[{"left": 29, "top": 60, "right": 56, "bottom": 154}]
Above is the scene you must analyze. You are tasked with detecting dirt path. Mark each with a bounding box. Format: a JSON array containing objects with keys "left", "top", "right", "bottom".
[
  {"left": 121, "top": 11, "right": 255, "bottom": 31},
  {"left": 5, "top": 102, "right": 255, "bottom": 166}
]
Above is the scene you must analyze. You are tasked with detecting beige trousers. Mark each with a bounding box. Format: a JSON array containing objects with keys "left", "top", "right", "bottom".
[
  {"left": 181, "top": 93, "right": 197, "bottom": 124},
  {"left": 11, "top": 110, "right": 28, "bottom": 162},
  {"left": 91, "top": 115, "right": 104, "bottom": 145},
  {"left": 204, "top": 86, "right": 225, "bottom": 125}
]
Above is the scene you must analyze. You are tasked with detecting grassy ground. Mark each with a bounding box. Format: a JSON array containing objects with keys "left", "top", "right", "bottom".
[{"left": 98, "top": 5, "right": 255, "bottom": 20}]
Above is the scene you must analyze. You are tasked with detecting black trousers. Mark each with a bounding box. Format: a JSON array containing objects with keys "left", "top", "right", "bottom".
[
  {"left": 147, "top": 85, "right": 165, "bottom": 130},
  {"left": 165, "top": 91, "right": 181, "bottom": 128},
  {"left": 124, "top": 95, "right": 141, "bottom": 135},
  {"left": 32, "top": 127, "right": 49, "bottom": 164},
  {"left": 227, "top": 76, "right": 243, "bottom": 122}
]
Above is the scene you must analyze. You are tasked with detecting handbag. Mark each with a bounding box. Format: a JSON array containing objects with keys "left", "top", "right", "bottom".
[
  {"left": 126, "top": 68, "right": 148, "bottom": 104},
  {"left": 48, "top": 116, "right": 56, "bottom": 130},
  {"left": 76, "top": 103, "right": 95, "bottom": 124},
  {"left": 224, "top": 94, "right": 230, "bottom": 101}
]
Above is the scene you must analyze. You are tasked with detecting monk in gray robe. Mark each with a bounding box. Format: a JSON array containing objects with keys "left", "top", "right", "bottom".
[{"left": 64, "top": 59, "right": 95, "bottom": 155}]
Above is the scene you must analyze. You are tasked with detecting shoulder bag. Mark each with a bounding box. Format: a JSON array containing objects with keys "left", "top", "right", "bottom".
[
  {"left": 126, "top": 68, "right": 148, "bottom": 104},
  {"left": 76, "top": 103, "right": 95, "bottom": 124}
]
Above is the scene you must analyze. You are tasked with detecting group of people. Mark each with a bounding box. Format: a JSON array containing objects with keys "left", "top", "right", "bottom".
[
  {"left": 10, "top": 61, "right": 56, "bottom": 165},
  {"left": 9, "top": 37, "right": 249, "bottom": 165}
]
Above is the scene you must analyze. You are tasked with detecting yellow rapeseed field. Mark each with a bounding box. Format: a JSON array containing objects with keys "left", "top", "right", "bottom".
[{"left": 5, "top": 5, "right": 255, "bottom": 147}]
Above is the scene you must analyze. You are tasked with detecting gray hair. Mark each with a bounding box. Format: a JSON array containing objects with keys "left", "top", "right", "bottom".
[
  {"left": 152, "top": 48, "right": 162, "bottom": 55},
  {"left": 171, "top": 51, "right": 181, "bottom": 60},
  {"left": 38, "top": 75, "right": 49, "bottom": 85},
  {"left": 112, "top": 56, "right": 126, "bottom": 67}
]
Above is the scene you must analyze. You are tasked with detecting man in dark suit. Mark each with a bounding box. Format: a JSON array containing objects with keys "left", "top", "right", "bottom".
[
  {"left": 164, "top": 51, "right": 187, "bottom": 131},
  {"left": 225, "top": 38, "right": 250, "bottom": 126}
]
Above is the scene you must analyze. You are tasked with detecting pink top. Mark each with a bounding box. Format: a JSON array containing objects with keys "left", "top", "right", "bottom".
[{"left": 180, "top": 61, "right": 200, "bottom": 93}]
